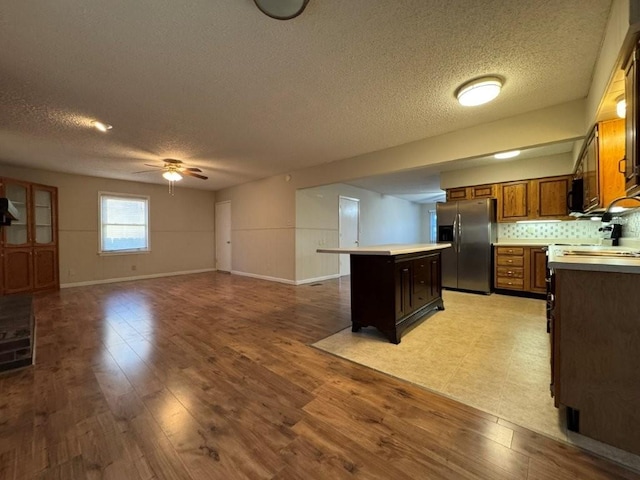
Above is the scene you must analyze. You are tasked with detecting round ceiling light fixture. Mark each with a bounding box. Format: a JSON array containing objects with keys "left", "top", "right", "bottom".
[
  {"left": 456, "top": 76, "right": 503, "bottom": 107},
  {"left": 616, "top": 95, "right": 626, "bottom": 118},
  {"left": 494, "top": 150, "right": 521, "bottom": 159},
  {"left": 162, "top": 171, "right": 182, "bottom": 182},
  {"left": 253, "top": 0, "right": 310, "bottom": 20}
]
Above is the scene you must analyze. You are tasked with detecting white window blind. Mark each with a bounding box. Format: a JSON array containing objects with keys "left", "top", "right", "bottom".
[{"left": 99, "top": 193, "right": 149, "bottom": 253}]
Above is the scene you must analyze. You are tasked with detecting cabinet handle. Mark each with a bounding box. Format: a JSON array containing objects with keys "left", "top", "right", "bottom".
[
  {"left": 508, "top": 249, "right": 513, "bottom": 253},
  {"left": 507, "top": 259, "right": 513, "bottom": 263},
  {"left": 507, "top": 271, "right": 513, "bottom": 275},
  {"left": 402, "top": 268, "right": 409, "bottom": 272}
]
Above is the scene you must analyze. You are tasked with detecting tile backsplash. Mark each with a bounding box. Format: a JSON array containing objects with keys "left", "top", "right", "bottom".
[
  {"left": 499, "top": 220, "right": 601, "bottom": 239},
  {"left": 499, "top": 211, "right": 640, "bottom": 240}
]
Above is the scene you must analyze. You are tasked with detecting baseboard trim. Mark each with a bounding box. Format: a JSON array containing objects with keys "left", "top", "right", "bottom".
[
  {"left": 230, "top": 270, "right": 296, "bottom": 285},
  {"left": 60, "top": 268, "right": 217, "bottom": 289},
  {"left": 295, "top": 274, "right": 341, "bottom": 285}
]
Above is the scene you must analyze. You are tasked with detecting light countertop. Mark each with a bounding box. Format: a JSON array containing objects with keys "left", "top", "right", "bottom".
[
  {"left": 317, "top": 243, "right": 451, "bottom": 256},
  {"left": 548, "top": 245, "right": 640, "bottom": 274}
]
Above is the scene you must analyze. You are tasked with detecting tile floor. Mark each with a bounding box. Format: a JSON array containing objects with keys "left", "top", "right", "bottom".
[{"left": 313, "top": 290, "right": 640, "bottom": 471}]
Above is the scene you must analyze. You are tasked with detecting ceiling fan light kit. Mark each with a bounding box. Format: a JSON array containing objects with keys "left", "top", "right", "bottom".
[
  {"left": 456, "top": 76, "right": 503, "bottom": 106},
  {"left": 133, "top": 158, "right": 208, "bottom": 195},
  {"left": 162, "top": 171, "right": 182, "bottom": 182}
]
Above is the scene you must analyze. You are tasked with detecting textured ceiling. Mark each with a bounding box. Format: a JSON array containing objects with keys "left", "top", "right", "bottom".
[{"left": 0, "top": 0, "right": 612, "bottom": 191}]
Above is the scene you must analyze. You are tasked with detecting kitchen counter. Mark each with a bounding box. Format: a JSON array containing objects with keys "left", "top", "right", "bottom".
[
  {"left": 317, "top": 243, "right": 451, "bottom": 256},
  {"left": 548, "top": 245, "right": 640, "bottom": 274}
]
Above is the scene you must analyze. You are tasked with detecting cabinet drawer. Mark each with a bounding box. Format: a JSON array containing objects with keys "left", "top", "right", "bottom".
[
  {"left": 496, "top": 266, "right": 524, "bottom": 278},
  {"left": 496, "top": 247, "right": 524, "bottom": 255},
  {"left": 496, "top": 256, "right": 524, "bottom": 267},
  {"left": 496, "top": 277, "right": 524, "bottom": 289}
]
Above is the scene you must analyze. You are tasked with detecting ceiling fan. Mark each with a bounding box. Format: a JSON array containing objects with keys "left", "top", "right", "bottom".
[{"left": 134, "top": 158, "right": 208, "bottom": 194}]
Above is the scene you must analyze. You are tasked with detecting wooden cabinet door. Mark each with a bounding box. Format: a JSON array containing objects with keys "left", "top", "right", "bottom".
[
  {"left": 446, "top": 187, "right": 469, "bottom": 201},
  {"left": 625, "top": 46, "right": 640, "bottom": 195},
  {"left": 33, "top": 247, "right": 58, "bottom": 291},
  {"left": 498, "top": 181, "right": 529, "bottom": 222},
  {"left": 532, "top": 176, "right": 570, "bottom": 219},
  {"left": 470, "top": 184, "right": 495, "bottom": 199},
  {"left": 3, "top": 248, "right": 33, "bottom": 294},
  {"left": 395, "top": 261, "right": 413, "bottom": 321},
  {"left": 529, "top": 248, "right": 547, "bottom": 294}
]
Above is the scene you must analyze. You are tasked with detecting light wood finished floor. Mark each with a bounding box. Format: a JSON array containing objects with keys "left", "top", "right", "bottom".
[{"left": 1, "top": 272, "right": 638, "bottom": 479}]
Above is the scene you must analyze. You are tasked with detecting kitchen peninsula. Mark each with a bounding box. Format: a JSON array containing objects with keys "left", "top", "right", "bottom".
[
  {"left": 548, "top": 245, "right": 640, "bottom": 456},
  {"left": 317, "top": 243, "right": 450, "bottom": 343}
]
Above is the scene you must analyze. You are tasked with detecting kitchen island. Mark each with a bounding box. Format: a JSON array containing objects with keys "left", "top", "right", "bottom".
[
  {"left": 548, "top": 245, "right": 640, "bottom": 456},
  {"left": 317, "top": 243, "right": 450, "bottom": 343}
]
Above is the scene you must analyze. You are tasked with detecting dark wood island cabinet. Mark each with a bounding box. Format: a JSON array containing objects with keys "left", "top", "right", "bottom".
[{"left": 318, "top": 244, "right": 449, "bottom": 343}]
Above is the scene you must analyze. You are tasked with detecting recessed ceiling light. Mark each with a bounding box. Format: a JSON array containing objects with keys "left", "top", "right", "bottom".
[
  {"left": 92, "top": 121, "right": 112, "bottom": 132},
  {"left": 494, "top": 150, "right": 521, "bottom": 159},
  {"left": 456, "top": 76, "right": 503, "bottom": 106}
]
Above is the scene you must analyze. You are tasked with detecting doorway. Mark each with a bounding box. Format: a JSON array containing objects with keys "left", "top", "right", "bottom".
[
  {"left": 339, "top": 196, "right": 360, "bottom": 276},
  {"left": 215, "top": 201, "right": 231, "bottom": 272}
]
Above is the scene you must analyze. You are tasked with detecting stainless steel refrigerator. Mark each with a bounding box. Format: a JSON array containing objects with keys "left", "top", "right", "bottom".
[{"left": 436, "top": 198, "right": 496, "bottom": 293}]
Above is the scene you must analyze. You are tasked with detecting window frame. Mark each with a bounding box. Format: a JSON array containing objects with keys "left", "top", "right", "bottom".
[{"left": 98, "top": 192, "right": 151, "bottom": 255}]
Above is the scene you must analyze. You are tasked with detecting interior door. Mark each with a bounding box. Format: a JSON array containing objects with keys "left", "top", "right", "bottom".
[
  {"left": 215, "top": 201, "right": 232, "bottom": 272},
  {"left": 339, "top": 196, "right": 359, "bottom": 276}
]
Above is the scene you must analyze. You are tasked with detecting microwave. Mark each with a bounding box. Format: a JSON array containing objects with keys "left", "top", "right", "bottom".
[{"left": 567, "top": 178, "right": 583, "bottom": 213}]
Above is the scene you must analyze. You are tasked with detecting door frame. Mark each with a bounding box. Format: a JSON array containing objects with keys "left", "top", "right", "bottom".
[
  {"left": 338, "top": 196, "right": 360, "bottom": 276},
  {"left": 215, "top": 201, "right": 232, "bottom": 272}
]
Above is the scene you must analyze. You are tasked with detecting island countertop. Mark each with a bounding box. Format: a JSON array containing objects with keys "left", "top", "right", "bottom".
[{"left": 317, "top": 243, "right": 451, "bottom": 256}]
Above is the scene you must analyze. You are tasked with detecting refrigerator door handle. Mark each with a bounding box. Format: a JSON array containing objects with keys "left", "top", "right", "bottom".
[
  {"left": 453, "top": 214, "right": 458, "bottom": 253},
  {"left": 457, "top": 213, "right": 462, "bottom": 253}
]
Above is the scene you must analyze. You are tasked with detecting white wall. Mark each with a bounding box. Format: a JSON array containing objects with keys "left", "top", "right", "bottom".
[
  {"left": 440, "top": 152, "right": 574, "bottom": 189},
  {"left": 0, "top": 163, "right": 216, "bottom": 287},
  {"left": 295, "top": 184, "right": 422, "bottom": 283}
]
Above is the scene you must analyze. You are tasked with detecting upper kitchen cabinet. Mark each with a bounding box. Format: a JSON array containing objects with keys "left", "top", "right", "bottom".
[
  {"left": 497, "top": 176, "right": 572, "bottom": 222},
  {"left": 445, "top": 184, "right": 495, "bottom": 201},
  {"left": 497, "top": 180, "right": 530, "bottom": 222},
  {"left": 0, "top": 178, "right": 59, "bottom": 294},
  {"left": 575, "top": 119, "right": 627, "bottom": 212},
  {"left": 625, "top": 42, "right": 640, "bottom": 196}
]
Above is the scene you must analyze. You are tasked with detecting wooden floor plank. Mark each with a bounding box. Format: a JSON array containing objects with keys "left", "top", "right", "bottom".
[{"left": 0, "top": 272, "right": 635, "bottom": 479}]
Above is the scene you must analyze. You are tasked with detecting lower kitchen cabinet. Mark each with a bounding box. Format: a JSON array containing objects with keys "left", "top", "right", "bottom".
[
  {"left": 2, "top": 248, "right": 33, "bottom": 294},
  {"left": 494, "top": 246, "right": 546, "bottom": 295},
  {"left": 551, "top": 268, "right": 640, "bottom": 455},
  {"left": 351, "top": 251, "right": 444, "bottom": 344}
]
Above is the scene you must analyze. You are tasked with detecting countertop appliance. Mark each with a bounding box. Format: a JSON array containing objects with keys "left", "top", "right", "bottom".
[{"left": 436, "top": 198, "right": 496, "bottom": 293}]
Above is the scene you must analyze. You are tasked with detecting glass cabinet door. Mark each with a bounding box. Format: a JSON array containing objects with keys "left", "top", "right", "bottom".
[
  {"left": 33, "top": 187, "right": 53, "bottom": 245},
  {"left": 5, "top": 182, "right": 29, "bottom": 246}
]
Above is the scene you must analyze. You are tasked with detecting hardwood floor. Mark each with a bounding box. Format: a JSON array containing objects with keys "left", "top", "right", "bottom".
[{"left": 0, "top": 272, "right": 638, "bottom": 479}]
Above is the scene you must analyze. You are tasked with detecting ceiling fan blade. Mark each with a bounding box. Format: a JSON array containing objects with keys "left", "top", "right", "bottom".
[
  {"left": 143, "top": 163, "right": 164, "bottom": 168},
  {"left": 182, "top": 171, "right": 208, "bottom": 180},
  {"left": 133, "top": 168, "right": 161, "bottom": 174},
  {"left": 184, "top": 167, "right": 203, "bottom": 172}
]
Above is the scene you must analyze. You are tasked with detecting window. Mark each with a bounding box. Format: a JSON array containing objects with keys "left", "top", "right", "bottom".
[
  {"left": 429, "top": 210, "right": 437, "bottom": 243},
  {"left": 99, "top": 193, "right": 149, "bottom": 254}
]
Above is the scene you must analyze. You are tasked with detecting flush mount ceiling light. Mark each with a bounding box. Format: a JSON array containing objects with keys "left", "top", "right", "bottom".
[
  {"left": 494, "top": 150, "right": 521, "bottom": 159},
  {"left": 254, "top": 0, "right": 310, "bottom": 20},
  {"left": 616, "top": 95, "right": 626, "bottom": 118},
  {"left": 92, "top": 121, "right": 112, "bottom": 132},
  {"left": 456, "top": 76, "right": 503, "bottom": 107},
  {"left": 162, "top": 171, "right": 182, "bottom": 182}
]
